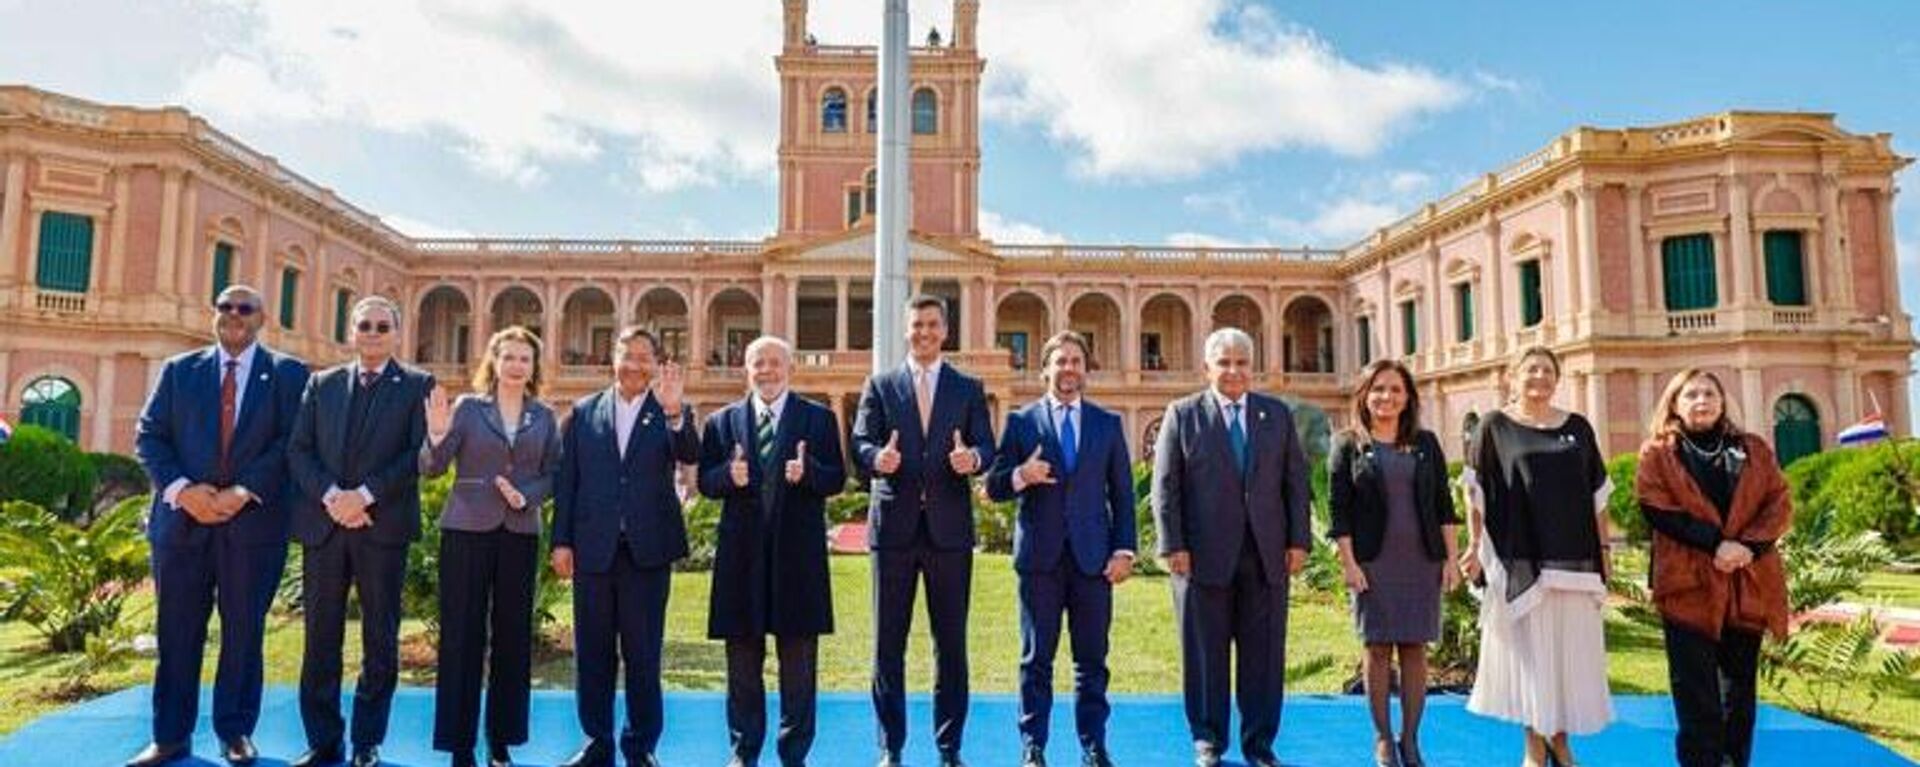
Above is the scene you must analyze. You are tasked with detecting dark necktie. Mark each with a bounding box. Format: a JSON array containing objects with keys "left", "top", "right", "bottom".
[
  {"left": 1227, "top": 402, "right": 1248, "bottom": 475},
  {"left": 1058, "top": 403, "right": 1078, "bottom": 475},
  {"left": 359, "top": 369, "right": 379, "bottom": 391},
  {"left": 757, "top": 408, "right": 777, "bottom": 468},
  {"left": 219, "top": 359, "right": 238, "bottom": 477}
]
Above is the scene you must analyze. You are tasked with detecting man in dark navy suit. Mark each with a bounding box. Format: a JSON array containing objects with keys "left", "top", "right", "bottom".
[
  {"left": 853, "top": 294, "right": 996, "bottom": 767},
  {"left": 986, "top": 331, "right": 1136, "bottom": 767},
  {"left": 1152, "top": 327, "right": 1312, "bottom": 767},
  {"left": 697, "top": 335, "right": 847, "bottom": 767},
  {"left": 286, "top": 296, "right": 435, "bottom": 767},
  {"left": 552, "top": 326, "right": 698, "bottom": 767},
  {"left": 129, "top": 285, "right": 309, "bottom": 767}
]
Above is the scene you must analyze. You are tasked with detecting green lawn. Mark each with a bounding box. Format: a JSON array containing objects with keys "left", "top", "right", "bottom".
[{"left": 3, "top": 555, "right": 1917, "bottom": 759}]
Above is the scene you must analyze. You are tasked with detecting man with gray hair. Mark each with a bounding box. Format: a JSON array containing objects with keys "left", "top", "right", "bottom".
[
  {"left": 287, "top": 295, "right": 435, "bottom": 767},
  {"left": 1152, "top": 326, "right": 1312, "bottom": 767},
  {"left": 697, "top": 335, "right": 847, "bottom": 767}
]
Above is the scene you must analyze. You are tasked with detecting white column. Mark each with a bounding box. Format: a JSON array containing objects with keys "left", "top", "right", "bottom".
[
  {"left": 93, "top": 356, "right": 117, "bottom": 452},
  {"left": 1727, "top": 175, "right": 1755, "bottom": 306},
  {"left": 835, "top": 277, "right": 850, "bottom": 351},
  {"left": 0, "top": 154, "right": 25, "bottom": 287},
  {"left": 1625, "top": 182, "right": 1648, "bottom": 317},
  {"left": 155, "top": 168, "right": 181, "bottom": 298},
  {"left": 1740, "top": 367, "right": 1765, "bottom": 435},
  {"left": 1819, "top": 177, "right": 1852, "bottom": 310},
  {"left": 1586, "top": 368, "right": 1610, "bottom": 451}
]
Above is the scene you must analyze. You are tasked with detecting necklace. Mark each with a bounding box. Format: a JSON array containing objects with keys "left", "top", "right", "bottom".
[{"left": 1681, "top": 431, "right": 1725, "bottom": 459}]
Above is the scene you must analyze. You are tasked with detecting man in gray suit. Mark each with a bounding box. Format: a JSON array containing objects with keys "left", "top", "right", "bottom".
[{"left": 1152, "top": 327, "right": 1312, "bottom": 767}]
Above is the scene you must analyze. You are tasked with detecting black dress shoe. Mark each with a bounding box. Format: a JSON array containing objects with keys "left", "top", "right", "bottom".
[
  {"left": 555, "top": 740, "right": 614, "bottom": 767},
  {"left": 1021, "top": 745, "right": 1048, "bottom": 767},
  {"left": 221, "top": 735, "right": 259, "bottom": 765},
  {"left": 724, "top": 757, "right": 755, "bottom": 767},
  {"left": 1244, "top": 754, "right": 1281, "bottom": 767},
  {"left": 487, "top": 742, "right": 514, "bottom": 767},
  {"left": 291, "top": 744, "right": 344, "bottom": 767},
  {"left": 630, "top": 754, "right": 663, "bottom": 767},
  {"left": 125, "top": 742, "right": 189, "bottom": 767},
  {"left": 874, "top": 751, "right": 903, "bottom": 767},
  {"left": 1080, "top": 748, "right": 1114, "bottom": 767},
  {"left": 350, "top": 744, "right": 382, "bottom": 767},
  {"left": 938, "top": 753, "right": 966, "bottom": 767},
  {"left": 449, "top": 751, "right": 477, "bottom": 767}
]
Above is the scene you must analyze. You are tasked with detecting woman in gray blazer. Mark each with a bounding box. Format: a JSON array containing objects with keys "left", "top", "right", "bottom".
[{"left": 420, "top": 326, "right": 561, "bottom": 767}]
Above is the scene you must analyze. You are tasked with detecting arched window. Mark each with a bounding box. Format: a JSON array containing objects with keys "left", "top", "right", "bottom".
[
  {"left": 822, "top": 87, "right": 848, "bottom": 133},
  {"left": 912, "top": 88, "right": 938, "bottom": 135},
  {"left": 865, "top": 89, "right": 877, "bottom": 133},
  {"left": 21, "top": 376, "right": 81, "bottom": 442},
  {"left": 1772, "top": 394, "right": 1821, "bottom": 466}
]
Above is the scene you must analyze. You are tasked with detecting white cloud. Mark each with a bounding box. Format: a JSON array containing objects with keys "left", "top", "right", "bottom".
[
  {"left": 1386, "top": 171, "right": 1434, "bottom": 195},
  {"left": 381, "top": 213, "right": 472, "bottom": 239},
  {"left": 980, "top": 0, "right": 1470, "bottom": 179},
  {"left": 980, "top": 209, "right": 1066, "bottom": 244},
  {"left": 1266, "top": 197, "right": 1402, "bottom": 245},
  {"left": 1181, "top": 188, "right": 1253, "bottom": 223},
  {"left": 1166, "top": 231, "right": 1268, "bottom": 248},
  {"left": 177, "top": 0, "right": 786, "bottom": 189}
]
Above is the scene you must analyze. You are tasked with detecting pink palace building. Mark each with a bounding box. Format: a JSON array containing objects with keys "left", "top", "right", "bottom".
[{"left": 0, "top": 0, "right": 1911, "bottom": 466}]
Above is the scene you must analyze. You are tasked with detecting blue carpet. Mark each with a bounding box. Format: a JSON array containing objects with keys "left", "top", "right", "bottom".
[{"left": 0, "top": 686, "right": 1908, "bottom": 766}]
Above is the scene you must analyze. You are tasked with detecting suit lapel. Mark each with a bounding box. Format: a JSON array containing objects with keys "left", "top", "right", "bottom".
[
  {"left": 1244, "top": 397, "right": 1264, "bottom": 483},
  {"left": 1198, "top": 394, "right": 1245, "bottom": 493},
  {"left": 196, "top": 348, "right": 222, "bottom": 443},
  {"left": 597, "top": 389, "right": 622, "bottom": 461},
  {"left": 228, "top": 347, "right": 271, "bottom": 442},
  {"left": 330, "top": 365, "right": 353, "bottom": 460},
  {"left": 477, "top": 397, "right": 510, "bottom": 444},
  {"left": 893, "top": 364, "right": 923, "bottom": 446},
  {"left": 1033, "top": 400, "right": 1061, "bottom": 471},
  {"left": 361, "top": 362, "right": 400, "bottom": 441}
]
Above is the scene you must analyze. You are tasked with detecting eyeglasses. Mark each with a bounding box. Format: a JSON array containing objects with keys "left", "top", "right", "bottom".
[
  {"left": 355, "top": 320, "right": 393, "bottom": 335},
  {"left": 214, "top": 301, "right": 259, "bottom": 316}
]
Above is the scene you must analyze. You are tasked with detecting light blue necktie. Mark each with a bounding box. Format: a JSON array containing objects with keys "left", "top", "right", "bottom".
[
  {"left": 1227, "top": 402, "right": 1249, "bottom": 475},
  {"left": 1058, "top": 403, "right": 1078, "bottom": 475}
]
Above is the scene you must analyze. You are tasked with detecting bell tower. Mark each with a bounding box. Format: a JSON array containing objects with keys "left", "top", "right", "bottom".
[{"left": 773, "top": 0, "right": 984, "bottom": 241}]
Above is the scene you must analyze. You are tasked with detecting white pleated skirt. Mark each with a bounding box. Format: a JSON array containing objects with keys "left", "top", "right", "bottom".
[{"left": 1465, "top": 545, "right": 1615, "bottom": 735}]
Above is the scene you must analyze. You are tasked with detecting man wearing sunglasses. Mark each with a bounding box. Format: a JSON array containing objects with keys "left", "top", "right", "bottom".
[
  {"left": 287, "top": 295, "right": 435, "bottom": 767},
  {"left": 130, "top": 285, "right": 310, "bottom": 767}
]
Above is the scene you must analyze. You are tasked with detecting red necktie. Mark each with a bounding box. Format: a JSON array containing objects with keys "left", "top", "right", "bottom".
[{"left": 219, "top": 359, "right": 238, "bottom": 477}]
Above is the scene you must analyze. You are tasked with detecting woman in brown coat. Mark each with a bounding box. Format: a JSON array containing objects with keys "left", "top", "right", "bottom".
[{"left": 1636, "top": 369, "right": 1792, "bottom": 767}]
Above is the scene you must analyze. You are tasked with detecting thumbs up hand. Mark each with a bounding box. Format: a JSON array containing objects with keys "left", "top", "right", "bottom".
[
  {"left": 730, "top": 443, "right": 750, "bottom": 488},
  {"left": 947, "top": 428, "right": 978, "bottom": 475},
  {"left": 875, "top": 430, "right": 902, "bottom": 475},
  {"left": 785, "top": 440, "right": 808, "bottom": 484},
  {"left": 1018, "top": 444, "right": 1055, "bottom": 487}
]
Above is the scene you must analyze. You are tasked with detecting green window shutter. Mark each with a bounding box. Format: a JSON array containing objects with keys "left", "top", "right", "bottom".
[
  {"left": 1400, "top": 300, "right": 1418, "bottom": 355},
  {"left": 34, "top": 211, "right": 93, "bottom": 292},
  {"left": 1662, "top": 234, "right": 1718, "bottom": 311},
  {"left": 1764, "top": 231, "right": 1807, "bottom": 306},
  {"left": 1519, "top": 260, "right": 1543, "bottom": 327},
  {"left": 333, "top": 289, "right": 352, "bottom": 343},
  {"left": 1455, "top": 283, "right": 1475, "bottom": 342},
  {"left": 1357, "top": 316, "right": 1372, "bottom": 366},
  {"left": 212, "top": 242, "right": 234, "bottom": 303},
  {"left": 279, "top": 268, "right": 300, "bottom": 329}
]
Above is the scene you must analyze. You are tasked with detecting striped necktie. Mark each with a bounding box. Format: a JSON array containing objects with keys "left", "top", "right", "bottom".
[{"left": 757, "top": 408, "right": 777, "bottom": 467}]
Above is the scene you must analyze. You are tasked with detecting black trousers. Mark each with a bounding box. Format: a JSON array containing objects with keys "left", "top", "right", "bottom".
[
  {"left": 1016, "top": 556, "right": 1114, "bottom": 752},
  {"left": 726, "top": 634, "right": 820, "bottom": 765},
  {"left": 572, "top": 545, "right": 672, "bottom": 761},
  {"left": 433, "top": 528, "right": 538, "bottom": 752},
  {"left": 149, "top": 529, "right": 286, "bottom": 745},
  {"left": 1172, "top": 541, "right": 1288, "bottom": 760},
  {"left": 871, "top": 537, "right": 973, "bottom": 756},
  {"left": 299, "top": 530, "right": 409, "bottom": 750},
  {"left": 1664, "top": 620, "right": 1762, "bottom": 767}
]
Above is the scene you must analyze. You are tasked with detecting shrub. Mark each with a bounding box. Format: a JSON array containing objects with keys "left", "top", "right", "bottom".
[
  {"left": 86, "top": 452, "right": 151, "bottom": 522},
  {"left": 1605, "top": 452, "right": 1647, "bottom": 544},
  {"left": 976, "top": 495, "right": 1016, "bottom": 554},
  {"left": 1812, "top": 442, "right": 1920, "bottom": 546},
  {"left": 0, "top": 424, "right": 97, "bottom": 519},
  {"left": 401, "top": 473, "right": 573, "bottom": 639},
  {"left": 0, "top": 497, "right": 150, "bottom": 652},
  {"left": 677, "top": 495, "right": 721, "bottom": 573}
]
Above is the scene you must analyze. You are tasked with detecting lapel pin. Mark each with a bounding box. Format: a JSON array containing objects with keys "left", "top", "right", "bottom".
[
  {"left": 1258, "top": 410, "right": 1267, "bottom": 421},
  {"left": 259, "top": 373, "right": 270, "bottom": 381}
]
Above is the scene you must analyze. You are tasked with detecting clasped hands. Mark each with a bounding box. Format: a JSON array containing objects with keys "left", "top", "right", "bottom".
[
  {"left": 1713, "top": 539, "right": 1755, "bottom": 573},
  {"left": 174, "top": 483, "right": 252, "bottom": 524}
]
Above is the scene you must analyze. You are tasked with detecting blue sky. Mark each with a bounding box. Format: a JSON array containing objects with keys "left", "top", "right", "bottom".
[{"left": 4, "top": 0, "right": 1918, "bottom": 418}]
